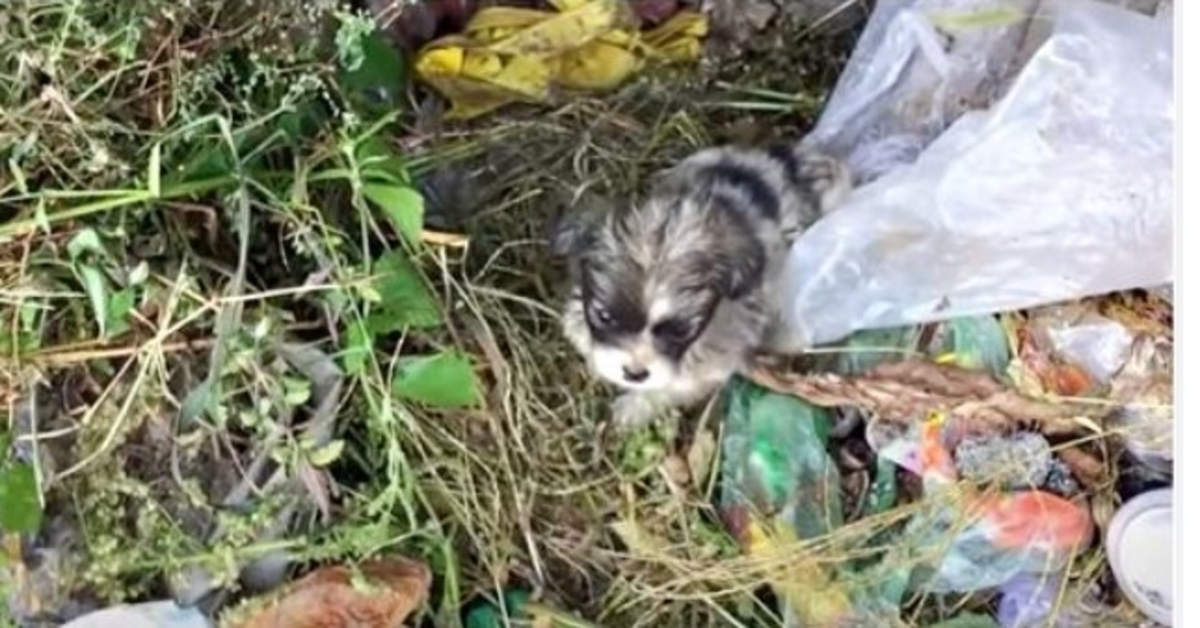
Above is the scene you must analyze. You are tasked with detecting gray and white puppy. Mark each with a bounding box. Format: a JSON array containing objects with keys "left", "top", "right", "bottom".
[{"left": 550, "top": 143, "right": 851, "bottom": 429}]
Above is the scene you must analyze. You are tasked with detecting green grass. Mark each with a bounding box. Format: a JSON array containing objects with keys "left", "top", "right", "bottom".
[{"left": 0, "top": 0, "right": 484, "bottom": 621}]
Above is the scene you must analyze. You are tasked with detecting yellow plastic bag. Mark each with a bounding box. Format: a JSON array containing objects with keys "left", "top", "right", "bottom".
[{"left": 414, "top": 0, "right": 707, "bottom": 119}]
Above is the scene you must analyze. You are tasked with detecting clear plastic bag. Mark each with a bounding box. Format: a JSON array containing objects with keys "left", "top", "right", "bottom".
[
  {"left": 778, "top": 0, "right": 1173, "bottom": 348},
  {"left": 802, "top": 0, "right": 1043, "bottom": 185}
]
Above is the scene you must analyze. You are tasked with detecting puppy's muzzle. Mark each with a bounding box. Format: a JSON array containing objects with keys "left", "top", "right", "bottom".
[{"left": 622, "top": 365, "right": 650, "bottom": 383}]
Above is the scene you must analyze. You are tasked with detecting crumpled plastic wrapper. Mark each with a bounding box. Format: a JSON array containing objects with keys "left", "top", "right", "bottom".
[
  {"left": 778, "top": 0, "right": 1173, "bottom": 348},
  {"left": 953, "top": 431, "right": 1053, "bottom": 490},
  {"left": 1108, "top": 335, "right": 1173, "bottom": 475}
]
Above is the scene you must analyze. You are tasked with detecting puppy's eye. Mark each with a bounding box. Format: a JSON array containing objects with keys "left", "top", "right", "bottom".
[
  {"left": 587, "top": 303, "right": 615, "bottom": 328},
  {"left": 651, "top": 318, "right": 697, "bottom": 343}
]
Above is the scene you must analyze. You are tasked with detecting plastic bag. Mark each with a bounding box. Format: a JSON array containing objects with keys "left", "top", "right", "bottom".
[
  {"left": 717, "top": 378, "right": 906, "bottom": 626},
  {"left": 778, "top": 0, "right": 1173, "bottom": 347},
  {"left": 801, "top": 0, "right": 1042, "bottom": 184},
  {"left": 61, "top": 601, "right": 211, "bottom": 628},
  {"left": 996, "top": 572, "right": 1068, "bottom": 628}
]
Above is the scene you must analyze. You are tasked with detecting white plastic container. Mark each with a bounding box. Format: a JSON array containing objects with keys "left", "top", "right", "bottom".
[{"left": 1105, "top": 488, "right": 1173, "bottom": 625}]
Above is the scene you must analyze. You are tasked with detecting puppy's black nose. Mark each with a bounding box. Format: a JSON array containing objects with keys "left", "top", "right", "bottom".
[{"left": 622, "top": 366, "right": 649, "bottom": 383}]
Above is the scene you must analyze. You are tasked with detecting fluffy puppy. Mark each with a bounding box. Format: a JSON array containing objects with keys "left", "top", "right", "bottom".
[{"left": 550, "top": 142, "right": 851, "bottom": 429}]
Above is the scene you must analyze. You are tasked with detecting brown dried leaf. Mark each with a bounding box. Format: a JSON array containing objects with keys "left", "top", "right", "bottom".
[
  {"left": 686, "top": 427, "right": 717, "bottom": 487},
  {"left": 232, "top": 557, "right": 432, "bottom": 628},
  {"left": 609, "top": 518, "right": 669, "bottom": 557},
  {"left": 633, "top": 0, "right": 680, "bottom": 24},
  {"left": 1097, "top": 291, "right": 1173, "bottom": 340},
  {"left": 1058, "top": 446, "right": 1108, "bottom": 491},
  {"left": 701, "top": 0, "right": 776, "bottom": 47},
  {"left": 661, "top": 453, "right": 691, "bottom": 487},
  {"left": 750, "top": 358, "right": 1105, "bottom": 437}
]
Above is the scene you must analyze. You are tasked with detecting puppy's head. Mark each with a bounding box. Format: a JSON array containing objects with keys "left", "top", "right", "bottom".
[{"left": 551, "top": 190, "right": 767, "bottom": 391}]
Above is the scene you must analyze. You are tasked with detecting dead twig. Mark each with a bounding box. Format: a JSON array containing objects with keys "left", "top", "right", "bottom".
[{"left": 749, "top": 358, "right": 1109, "bottom": 436}]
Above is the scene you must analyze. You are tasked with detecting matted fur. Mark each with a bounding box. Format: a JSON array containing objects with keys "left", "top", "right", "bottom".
[{"left": 551, "top": 142, "right": 851, "bottom": 429}]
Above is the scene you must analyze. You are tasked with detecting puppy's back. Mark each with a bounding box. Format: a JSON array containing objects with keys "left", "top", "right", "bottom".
[{"left": 651, "top": 143, "right": 851, "bottom": 237}]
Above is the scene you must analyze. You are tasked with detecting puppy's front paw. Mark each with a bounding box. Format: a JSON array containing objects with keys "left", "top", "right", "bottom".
[{"left": 610, "top": 393, "right": 667, "bottom": 431}]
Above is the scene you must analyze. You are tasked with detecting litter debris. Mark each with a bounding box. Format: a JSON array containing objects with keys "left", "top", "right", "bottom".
[
  {"left": 225, "top": 556, "right": 432, "bottom": 628},
  {"left": 716, "top": 375, "right": 1097, "bottom": 627},
  {"left": 1003, "top": 294, "right": 1174, "bottom": 479},
  {"left": 1105, "top": 488, "right": 1173, "bottom": 626},
  {"left": 60, "top": 600, "right": 212, "bottom": 628},
  {"left": 952, "top": 431, "right": 1053, "bottom": 491},
  {"left": 834, "top": 315, "right": 1010, "bottom": 379},
  {"left": 717, "top": 377, "right": 905, "bottom": 627},
  {"left": 464, "top": 588, "right": 533, "bottom": 628},
  {"left": 900, "top": 417, "right": 1094, "bottom": 595},
  {"left": 1107, "top": 335, "right": 1173, "bottom": 476},
  {"left": 1005, "top": 304, "right": 1131, "bottom": 398},
  {"left": 778, "top": 0, "right": 1174, "bottom": 349},
  {"left": 462, "top": 588, "right": 599, "bottom": 627},
  {"left": 718, "top": 290, "right": 1126, "bottom": 624},
  {"left": 995, "top": 572, "right": 1067, "bottom": 628},
  {"left": 413, "top": 0, "right": 708, "bottom": 118}
]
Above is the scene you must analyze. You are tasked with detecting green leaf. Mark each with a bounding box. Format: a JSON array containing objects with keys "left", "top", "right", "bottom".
[
  {"left": 67, "top": 228, "right": 106, "bottom": 261},
  {"left": 180, "top": 380, "right": 215, "bottom": 425},
  {"left": 308, "top": 440, "right": 345, "bottom": 467},
  {"left": 367, "top": 250, "right": 442, "bottom": 332},
  {"left": 106, "top": 288, "right": 136, "bottom": 337},
  {"left": 356, "top": 135, "right": 409, "bottom": 178},
  {"left": 282, "top": 375, "right": 313, "bottom": 407},
  {"left": 0, "top": 462, "right": 43, "bottom": 534},
  {"left": 173, "top": 144, "right": 235, "bottom": 184},
  {"left": 392, "top": 351, "right": 482, "bottom": 408},
  {"left": 279, "top": 97, "right": 330, "bottom": 143},
  {"left": 77, "top": 264, "right": 110, "bottom": 337},
  {"left": 338, "top": 30, "right": 407, "bottom": 112},
  {"left": 364, "top": 183, "right": 424, "bottom": 247},
  {"left": 342, "top": 319, "right": 373, "bottom": 376}
]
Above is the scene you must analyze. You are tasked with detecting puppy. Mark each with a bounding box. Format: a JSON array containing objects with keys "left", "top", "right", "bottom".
[{"left": 550, "top": 142, "right": 851, "bottom": 430}]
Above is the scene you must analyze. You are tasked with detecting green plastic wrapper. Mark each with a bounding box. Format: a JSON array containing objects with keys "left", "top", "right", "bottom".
[
  {"left": 717, "top": 378, "right": 908, "bottom": 627},
  {"left": 834, "top": 316, "right": 1011, "bottom": 378}
]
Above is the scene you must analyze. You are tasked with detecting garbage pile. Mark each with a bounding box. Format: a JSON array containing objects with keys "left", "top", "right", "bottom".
[
  {"left": 726, "top": 299, "right": 1172, "bottom": 627},
  {"left": 716, "top": 0, "right": 1173, "bottom": 626}
]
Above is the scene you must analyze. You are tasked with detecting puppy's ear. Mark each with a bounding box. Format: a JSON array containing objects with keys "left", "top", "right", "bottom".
[
  {"left": 546, "top": 210, "right": 591, "bottom": 257},
  {"left": 714, "top": 237, "right": 766, "bottom": 299},
  {"left": 710, "top": 216, "right": 766, "bottom": 300},
  {"left": 546, "top": 192, "right": 610, "bottom": 257}
]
